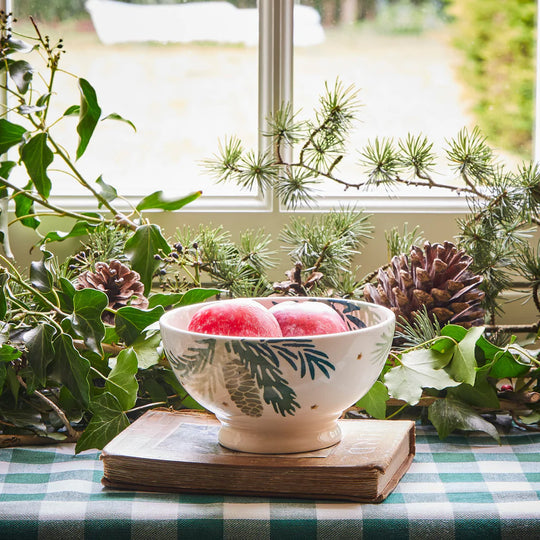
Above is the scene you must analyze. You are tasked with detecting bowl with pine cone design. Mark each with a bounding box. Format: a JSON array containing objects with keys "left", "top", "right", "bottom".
[{"left": 159, "top": 297, "right": 395, "bottom": 454}]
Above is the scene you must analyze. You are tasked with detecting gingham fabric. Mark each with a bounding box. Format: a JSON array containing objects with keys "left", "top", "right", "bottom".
[{"left": 0, "top": 426, "right": 539, "bottom": 539}]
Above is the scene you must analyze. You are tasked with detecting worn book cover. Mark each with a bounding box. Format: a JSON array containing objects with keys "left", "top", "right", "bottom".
[{"left": 101, "top": 409, "right": 415, "bottom": 503}]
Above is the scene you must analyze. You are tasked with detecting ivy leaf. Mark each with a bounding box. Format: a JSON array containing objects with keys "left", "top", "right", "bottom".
[
  {"left": 177, "top": 287, "right": 222, "bottom": 306},
  {"left": 23, "top": 323, "right": 56, "bottom": 387},
  {"left": 0, "top": 344, "right": 21, "bottom": 363},
  {"left": 0, "top": 363, "right": 6, "bottom": 397},
  {"left": 0, "top": 160, "right": 16, "bottom": 190},
  {"left": 21, "top": 133, "right": 54, "bottom": 198},
  {"left": 5, "top": 364, "right": 20, "bottom": 401},
  {"left": 5, "top": 37, "right": 34, "bottom": 54},
  {"left": 102, "top": 112, "right": 136, "bottom": 132},
  {"left": 489, "top": 346, "right": 532, "bottom": 378},
  {"left": 124, "top": 224, "right": 171, "bottom": 294},
  {"left": 38, "top": 217, "right": 100, "bottom": 245},
  {"left": 440, "top": 324, "right": 468, "bottom": 342},
  {"left": 95, "top": 175, "right": 118, "bottom": 205},
  {"left": 517, "top": 411, "right": 540, "bottom": 425},
  {"left": 0, "top": 411, "right": 45, "bottom": 435},
  {"left": 0, "top": 273, "right": 8, "bottom": 320},
  {"left": 58, "top": 386, "right": 84, "bottom": 424},
  {"left": 13, "top": 181, "right": 40, "bottom": 229},
  {"left": 160, "top": 369, "right": 203, "bottom": 409},
  {"left": 52, "top": 334, "right": 91, "bottom": 408},
  {"left": 355, "top": 380, "right": 389, "bottom": 419},
  {"left": 29, "top": 249, "right": 54, "bottom": 293},
  {"left": 446, "top": 326, "right": 483, "bottom": 386},
  {"left": 63, "top": 105, "right": 80, "bottom": 117},
  {"left": 106, "top": 348, "right": 138, "bottom": 410},
  {"left": 136, "top": 190, "right": 202, "bottom": 212},
  {"left": 131, "top": 330, "right": 162, "bottom": 369},
  {"left": 475, "top": 334, "right": 505, "bottom": 365},
  {"left": 143, "top": 377, "right": 169, "bottom": 403},
  {"left": 428, "top": 397, "right": 500, "bottom": 443},
  {"left": 70, "top": 288, "right": 108, "bottom": 355},
  {"left": 75, "top": 392, "right": 130, "bottom": 453},
  {"left": 76, "top": 78, "right": 102, "bottom": 160},
  {"left": 8, "top": 59, "right": 33, "bottom": 94},
  {"left": 115, "top": 305, "right": 164, "bottom": 346},
  {"left": 384, "top": 348, "right": 459, "bottom": 405},
  {"left": 447, "top": 365, "right": 500, "bottom": 409},
  {"left": 0, "top": 159, "right": 15, "bottom": 225},
  {"left": 58, "top": 277, "right": 76, "bottom": 313},
  {"left": 147, "top": 287, "right": 221, "bottom": 309},
  {"left": 0, "top": 346, "right": 22, "bottom": 398},
  {"left": 0, "top": 118, "right": 27, "bottom": 154},
  {"left": 147, "top": 292, "right": 184, "bottom": 310},
  {"left": 103, "top": 326, "right": 121, "bottom": 345}
]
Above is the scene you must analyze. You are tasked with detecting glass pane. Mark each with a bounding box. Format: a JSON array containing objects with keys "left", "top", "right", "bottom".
[
  {"left": 12, "top": 0, "right": 259, "bottom": 200},
  {"left": 295, "top": 0, "right": 536, "bottom": 196}
]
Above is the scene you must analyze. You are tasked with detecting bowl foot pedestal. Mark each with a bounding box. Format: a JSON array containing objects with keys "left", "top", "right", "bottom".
[{"left": 217, "top": 419, "right": 343, "bottom": 454}]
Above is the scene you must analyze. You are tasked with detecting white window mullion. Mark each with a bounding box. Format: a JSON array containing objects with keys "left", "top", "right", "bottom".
[{"left": 258, "top": 0, "right": 293, "bottom": 212}]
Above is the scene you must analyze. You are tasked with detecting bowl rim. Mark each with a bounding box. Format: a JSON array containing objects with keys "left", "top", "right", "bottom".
[{"left": 159, "top": 297, "right": 395, "bottom": 341}]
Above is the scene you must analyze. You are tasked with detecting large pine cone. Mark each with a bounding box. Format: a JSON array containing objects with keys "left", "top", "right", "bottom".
[
  {"left": 364, "top": 241, "right": 485, "bottom": 329},
  {"left": 76, "top": 260, "right": 148, "bottom": 324}
]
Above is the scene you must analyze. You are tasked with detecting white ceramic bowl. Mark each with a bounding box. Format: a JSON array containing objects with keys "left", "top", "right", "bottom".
[{"left": 159, "top": 297, "right": 395, "bottom": 454}]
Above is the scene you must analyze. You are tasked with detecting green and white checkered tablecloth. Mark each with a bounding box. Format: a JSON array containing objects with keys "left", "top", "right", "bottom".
[{"left": 0, "top": 426, "right": 539, "bottom": 539}]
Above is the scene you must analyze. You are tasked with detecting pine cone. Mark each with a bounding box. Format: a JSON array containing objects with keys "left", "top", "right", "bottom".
[
  {"left": 273, "top": 262, "right": 323, "bottom": 295},
  {"left": 76, "top": 260, "right": 148, "bottom": 324},
  {"left": 364, "top": 241, "right": 485, "bottom": 329}
]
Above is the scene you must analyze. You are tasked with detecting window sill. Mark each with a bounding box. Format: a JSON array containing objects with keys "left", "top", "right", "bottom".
[{"left": 51, "top": 187, "right": 470, "bottom": 214}]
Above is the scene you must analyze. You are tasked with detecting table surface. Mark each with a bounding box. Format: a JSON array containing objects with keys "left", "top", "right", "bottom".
[{"left": 0, "top": 425, "right": 539, "bottom": 540}]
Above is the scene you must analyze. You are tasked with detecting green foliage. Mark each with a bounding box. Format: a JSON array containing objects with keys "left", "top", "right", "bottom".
[
  {"left": 209, "top": 77, "right": 540, "bottom": 319},
  {"left": 0, "top": 16, "right": 217, "bottom": 452},
  {"left": 450, "top": 0, "right": 536, "bottom": 157},
  {"left": 280, "top": 207, "right": 373, "bottom": 288},
  {"left": 124, "top": 225, "right": 171, "bottom": 294},
  {"left": 385, "top": 223, "right": 425, "bottom": 259},
  {"left": 170, "top": 225, "right": 278, "bottom": 297},
  {"left": 69, "top": 288, "right": 107, "bottom": 355},
  {"left": 355, "top": 380, "right": 389, "bottom": 419},
  {"left": 428, "top": 398, "right": 500, "bottom": 442},
  {"left": 75, "top": 392, "right": 130, "bottom": 453},
  {"left": 366, "top": 324, "right": 540, "bottom": 441},
  {"left": 136, "top": 190, "right": 201, "bottom": 212},
  {"left": 384, "top": 347, "right": 459, "bottom": 405}
]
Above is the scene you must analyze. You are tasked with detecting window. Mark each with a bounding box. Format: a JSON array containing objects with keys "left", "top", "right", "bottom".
[
  {"left": 7, "top": 0, "right": 539, "bottom": 323},
  {"left": 10, "top": 1, "right": 537, "bottom": 212}
]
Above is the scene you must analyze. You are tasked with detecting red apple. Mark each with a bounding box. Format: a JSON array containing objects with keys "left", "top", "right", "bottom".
[
  {"left": 269, "top": 301, "right": 348, "bottom": 337},
  {"left": 188, "top": 299, "right": 282, "bottom": 337}
]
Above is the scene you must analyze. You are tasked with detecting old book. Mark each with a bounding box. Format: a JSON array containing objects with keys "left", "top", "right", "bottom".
[{"left": 101, "top": 409, "right": 415, "bottom": 503}]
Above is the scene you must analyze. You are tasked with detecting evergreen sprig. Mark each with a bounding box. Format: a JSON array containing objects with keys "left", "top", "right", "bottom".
[
  {"left": 206, "top": 79, "right": 540, "bottom": 328},
  {"left": 170, "top": 225, "right": 275, "bottom": 297},
  {"left": 385, "top": 223, "right": 425, "bottom": 259},
  {"left": 279, "top": 206, "right": 373, "bottom": 290}
]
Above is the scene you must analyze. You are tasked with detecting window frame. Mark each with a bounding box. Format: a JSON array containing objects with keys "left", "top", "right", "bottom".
[{"left": 8, "top": 0, "right": 508, "bottom": 215}]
